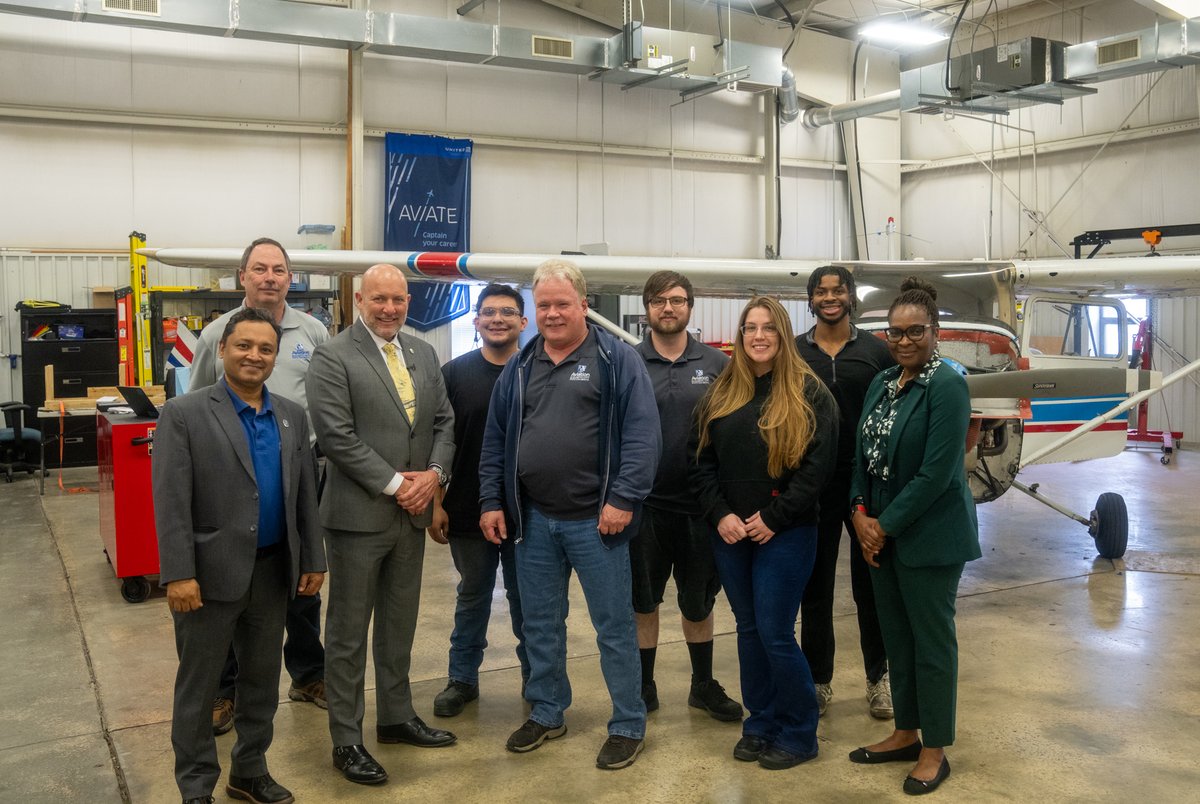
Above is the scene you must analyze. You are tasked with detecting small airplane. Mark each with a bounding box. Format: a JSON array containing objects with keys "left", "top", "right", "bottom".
[{"left": 141, "top": 246, "right": 1200, "bottom": 560}]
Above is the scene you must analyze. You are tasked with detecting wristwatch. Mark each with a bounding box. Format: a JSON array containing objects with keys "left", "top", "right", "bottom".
[
  {"left": 850, "top": 496, "right": 866, "bottom": 517},
  {"left": 429, "top": 463, "right": 450, "bottom": 488}
]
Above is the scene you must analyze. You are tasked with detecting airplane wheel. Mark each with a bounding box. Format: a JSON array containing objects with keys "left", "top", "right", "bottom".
[
  {"left": 1089, "top": 493, "right": 1128, "bottom": 559},
  {"left": 121, "top": 576, "right": 151, "bottom": 604}
]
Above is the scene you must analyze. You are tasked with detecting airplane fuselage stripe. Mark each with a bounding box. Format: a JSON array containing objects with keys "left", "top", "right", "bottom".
[{"left": 405, "top": 252, "right": 477, "bottom": 280}]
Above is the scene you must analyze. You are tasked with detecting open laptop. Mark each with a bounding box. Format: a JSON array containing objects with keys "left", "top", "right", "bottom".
[{"left": 117, "top": 386, "right": 160, "bottom": 419}]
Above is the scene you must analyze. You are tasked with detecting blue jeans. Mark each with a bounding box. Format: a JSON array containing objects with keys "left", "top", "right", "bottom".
[
  {"left": 711, "top": 525, "right": 820, "bottom": 757},
  {"left": 447, "top": 535, "right": 529, "bottom": 686},
  {"left": 517, "top": 506, "right": 645, "bottom": 739}
]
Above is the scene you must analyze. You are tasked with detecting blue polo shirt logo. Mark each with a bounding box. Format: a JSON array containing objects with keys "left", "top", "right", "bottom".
[
  {"left": 291, "top": 342, "right": 312, "bottom": 361},
  {"left": 569, "top": 364, "right": 591, "bottom": 381}
]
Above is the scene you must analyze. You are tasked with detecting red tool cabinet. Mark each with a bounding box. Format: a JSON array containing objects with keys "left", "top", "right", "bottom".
[{"left": 97, "top": 412, "right": 159, "bottom": 603}]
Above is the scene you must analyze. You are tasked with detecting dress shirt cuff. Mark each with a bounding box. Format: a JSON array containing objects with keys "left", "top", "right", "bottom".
[{"left": 382, "top": 472, "right": 404, "bottom": 496}]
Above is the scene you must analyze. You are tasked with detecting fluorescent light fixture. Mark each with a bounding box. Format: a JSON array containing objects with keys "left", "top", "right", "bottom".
[{"left": 860, "top": 21, "right": 948, "bottom": 46}]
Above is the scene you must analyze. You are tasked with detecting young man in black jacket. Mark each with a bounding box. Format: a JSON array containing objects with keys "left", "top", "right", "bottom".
[{"left": 795, "top": 265, "right": 895, "bottom": 720}]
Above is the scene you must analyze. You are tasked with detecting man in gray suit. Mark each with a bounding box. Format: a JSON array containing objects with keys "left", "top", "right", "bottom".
[
  {"left": 154, "top": 307, "right": 327, "bottom": 804},
  {"left": 307, "top": 263, "right": 456, "bottom": 786}
]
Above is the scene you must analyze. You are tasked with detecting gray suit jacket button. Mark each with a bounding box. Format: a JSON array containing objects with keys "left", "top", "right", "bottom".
[{"left": 250, "top": 525, "right": 257, "bottom": 532}]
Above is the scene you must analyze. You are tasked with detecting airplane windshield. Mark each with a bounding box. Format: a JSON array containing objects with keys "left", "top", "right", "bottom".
[{"left": 838, "top": 262, "right": 1015, "bottom": 329}]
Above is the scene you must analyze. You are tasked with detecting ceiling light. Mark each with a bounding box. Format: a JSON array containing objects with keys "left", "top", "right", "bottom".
[{"left": 860, "top": 21, "right": 948, "bottom": 47}]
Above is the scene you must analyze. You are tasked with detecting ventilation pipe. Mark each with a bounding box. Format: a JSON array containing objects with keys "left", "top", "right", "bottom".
[
  {"left": 801, "top": 89, "right": 901, "bottom": 130},
  {"left": 779, "top": 66, "right": 800, "bottom": 124}
]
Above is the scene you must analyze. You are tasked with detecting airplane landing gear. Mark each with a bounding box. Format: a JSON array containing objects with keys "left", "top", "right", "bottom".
[
  {"left": 1089, "top": 492, "right": 1129, "bottom": 559},
  {"left": 1010, "top": 481, "right": 1129, "bottom": 559}
]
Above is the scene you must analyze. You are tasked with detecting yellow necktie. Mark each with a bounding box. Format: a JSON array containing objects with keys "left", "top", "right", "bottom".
[{"left": 382, "top": 342, "right": 417, "bottom": 422}]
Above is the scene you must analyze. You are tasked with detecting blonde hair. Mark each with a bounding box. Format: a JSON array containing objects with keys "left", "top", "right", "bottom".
[
  {"left": 532, "top": 259, "right": 586, "bottom": 299},
  {"left": 696, "top": 296, "right": 818, "bottom": 478}
]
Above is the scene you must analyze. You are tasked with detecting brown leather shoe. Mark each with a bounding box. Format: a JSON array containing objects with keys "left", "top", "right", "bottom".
[{"left": 211, "top": 697, "right": 233, "bottom": 736}]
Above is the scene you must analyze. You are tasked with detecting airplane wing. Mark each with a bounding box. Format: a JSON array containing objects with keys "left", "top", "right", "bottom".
[
  {"left": 140, "top": 248, "right": 1200, "bottom": 299},
  {"left": 1012, "top": 256, "right": 1200, "bottom": 297},
  {"left": 140, "top": 248, "right": 824, "bottom": 299}
]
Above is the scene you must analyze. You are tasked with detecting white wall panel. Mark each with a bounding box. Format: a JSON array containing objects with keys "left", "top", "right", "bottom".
[{"left": 1150, "top": 297, "right": 1200, "bottom": 447}]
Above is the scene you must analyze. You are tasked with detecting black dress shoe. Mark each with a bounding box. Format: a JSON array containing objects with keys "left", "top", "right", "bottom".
[
  {"left": 849, "top": 740, "right": 923, "bottom": 764},
  {"left": 332, "top": 744, "right": 388, "bottom": 785},
  {"left": 377, "top": 716, "right": 457, "bottom": 747},
  {"left": 226, "top": 773, "right": 294, "bottom": 804},
  {"left": 758, "top": 745, "right": 818, "bottom": 770},
  {"left": 903, "top": 756, "right": 950, "bottom": 795},
  {"left": 733, "top": 735, "right": 768, "bottom": 762},
  {"left": 182, "top": 798, "right": 214, "bottom": 804}
]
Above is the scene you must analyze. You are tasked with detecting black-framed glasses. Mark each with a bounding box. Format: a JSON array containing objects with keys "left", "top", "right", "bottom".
[
  {"left": 885, "top": 324, "right": 932, "bottom": 343},
  {"left": 477, "top": 306, "right": 522, "bottom": 319},
  {"left": 648, "top": 296, "right": 690, "bottom": 310},
  {"left": 740, "top": 323, "right": 779, "bottom": 336}
]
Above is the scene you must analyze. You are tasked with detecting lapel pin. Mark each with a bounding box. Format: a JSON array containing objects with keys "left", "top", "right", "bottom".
[{"left": 282, "top": 419, "right": 290, "bottom": 428}]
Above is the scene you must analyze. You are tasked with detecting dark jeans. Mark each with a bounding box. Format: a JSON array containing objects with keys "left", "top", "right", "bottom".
[
  {"left": 218, "top": 591, "right": 324, "bottom": 698},
  {"left": 711, "top": 525, "right": 819, "bottom": 758},
  {"left": 447, "top": 534, "right": 529, "bottom": 686},
  {"left": 800, "top": 471, "right": 888, "bottom": 685}
]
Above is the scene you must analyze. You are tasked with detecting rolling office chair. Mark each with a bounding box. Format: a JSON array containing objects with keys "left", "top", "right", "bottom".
[{"left": 0, "top": 402, "right": 46, "bottom": 493}]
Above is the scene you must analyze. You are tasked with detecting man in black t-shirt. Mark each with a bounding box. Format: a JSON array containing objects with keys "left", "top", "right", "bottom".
[
  {"left": 795, "top": 265, "right": 896, "bottom": 720},
  {"left": 429, "top": 283, "right": 530, "bottom": 717}
]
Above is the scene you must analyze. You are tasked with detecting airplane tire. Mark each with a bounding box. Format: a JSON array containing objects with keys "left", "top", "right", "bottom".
[{"left": 1090, "top": 493, "right": 1128, "bottom": 559}]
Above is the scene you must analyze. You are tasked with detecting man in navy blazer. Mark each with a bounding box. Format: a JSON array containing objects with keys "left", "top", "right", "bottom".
[{"left": 154, "top": 307, "right": 327, "bottom": 804}]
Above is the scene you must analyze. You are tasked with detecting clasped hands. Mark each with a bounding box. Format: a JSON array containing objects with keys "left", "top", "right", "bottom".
[
  {"left": 716, "top": 512, "right": 776, "bottom": 545},
  {"left": 393, "top": 469, "right": 439, "bottom": 515},
  {"left": 853, "top": 510, "right": 887, "bottom": 568}
]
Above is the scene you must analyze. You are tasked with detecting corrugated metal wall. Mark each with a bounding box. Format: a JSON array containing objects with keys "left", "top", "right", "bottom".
[
  {"left": 1150, "top": 297, "right": 1200, "bottom": 447},
  {"left": 0, "top": 252, "right": 226, "bottom": 403}
]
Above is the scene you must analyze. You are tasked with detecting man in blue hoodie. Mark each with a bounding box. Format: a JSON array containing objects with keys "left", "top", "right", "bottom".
[{"left": 479, "top": 259, "right": 661, "bottom": 771}]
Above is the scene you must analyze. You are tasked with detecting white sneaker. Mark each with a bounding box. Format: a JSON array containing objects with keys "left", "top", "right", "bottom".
[
  {"left": 815, "top": 683, "right": 832, "bottom": 717},
  {"left": 866, "top": 673, "right": 894, "bottom": 720}
]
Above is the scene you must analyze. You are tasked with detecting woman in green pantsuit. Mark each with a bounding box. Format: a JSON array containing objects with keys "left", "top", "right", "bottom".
[{"left": 847, "top": 277, "right": 982, "bottom": 796}]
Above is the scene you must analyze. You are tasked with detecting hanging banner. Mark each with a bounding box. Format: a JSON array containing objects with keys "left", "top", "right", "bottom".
[{"left": 384, "top": 133, "right": 472, "bottom": 252}]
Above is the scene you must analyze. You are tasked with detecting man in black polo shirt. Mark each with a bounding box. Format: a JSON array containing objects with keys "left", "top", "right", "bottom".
[
  {"left": 632, "top": 270, "right": 742, "bottom": 722},
  {"left": 429, "top": 283, "right": 530, "bottom": 717},
  {"left": 795, "top": 265, "right": 895, "bottom": 720}
]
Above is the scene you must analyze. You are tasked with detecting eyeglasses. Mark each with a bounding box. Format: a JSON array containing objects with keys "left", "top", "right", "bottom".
[
  {"left": 478, "top": 306, "right": 522, "bottom": 319},
  {"left": 885, "top": 324, "right": 932, "bottom": 343},
  {"left": 648, "top": 296, "right": 690, "bottom": 310},
  {"left": 740, "top": 323, "right": 779, "bottom": 336}
]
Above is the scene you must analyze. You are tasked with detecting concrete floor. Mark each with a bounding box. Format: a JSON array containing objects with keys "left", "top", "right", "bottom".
[{"left": 1, "top": 448, "right": 1198, "bottom": 803}]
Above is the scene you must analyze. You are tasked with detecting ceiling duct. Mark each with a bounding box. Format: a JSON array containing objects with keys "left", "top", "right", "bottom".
[
  {"left": 901, "top": 37, "right": 1096, "bottom": 116},
  {"left": 1063, "top": 20, "right": 1192, "bottom": 80},
  {"left": 0, "top": 0, "right": 780, "bottom": 93}
]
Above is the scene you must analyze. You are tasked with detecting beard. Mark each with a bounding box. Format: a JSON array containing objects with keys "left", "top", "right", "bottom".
[{"left": 649, "top": 315, "right": 689, "bottom": 335}]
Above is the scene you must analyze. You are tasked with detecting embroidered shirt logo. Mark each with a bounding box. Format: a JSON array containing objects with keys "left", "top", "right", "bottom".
[
  {"left": 569, "top": 363, "right": 591, "bottom": 382},
  {"left": 291, "top": 342, "right": 313, "bottom": 361},
  {"left": 691, "top": 369, "right": 712, "bottom": 385}
]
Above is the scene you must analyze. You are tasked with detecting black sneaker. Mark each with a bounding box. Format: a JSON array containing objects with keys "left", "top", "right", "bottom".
[
  {"left": 505, "top": 719, "right": 567, "bottom": 753},
  {"left": 433, "top": 680, "right": 479, "bottom": 717},
  {"left": 642, "top": 680, "right": 659, "bottom": 713},
  {"left": 595, "top": 734, "right": 644, "bottom": 770},
  {"left": 688, "top": 679, "right": 744, "bottom": 722}
]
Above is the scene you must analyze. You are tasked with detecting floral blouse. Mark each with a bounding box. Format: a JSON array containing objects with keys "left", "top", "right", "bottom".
[{"left": 860, "top": 352, "right": 943, "bottom": 481}]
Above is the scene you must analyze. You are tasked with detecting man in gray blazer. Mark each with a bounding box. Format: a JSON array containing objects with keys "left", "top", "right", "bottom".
[
  {"left": 154, "top": 307, "right": 327, "bottom": 804},
  {"left": 307, "top": 263, "right": 456, "bottom": 786}
]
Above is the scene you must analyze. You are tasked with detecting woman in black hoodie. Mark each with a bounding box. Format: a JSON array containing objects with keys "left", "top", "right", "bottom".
[{"left": 690, "top": 296, "right": 838, "bottom": 770}]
